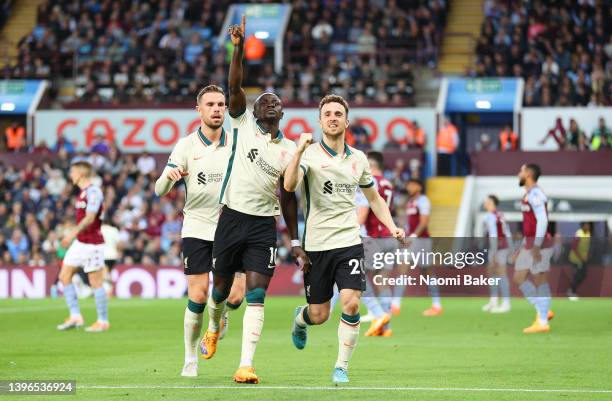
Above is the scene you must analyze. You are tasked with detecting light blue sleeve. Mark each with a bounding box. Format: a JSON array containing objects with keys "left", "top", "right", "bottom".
[
  {"left": 485, "top": 213, "right": 498, "bottom": 253},
  {"left": 416, "top": 196, "right": 431, "bottom": 216},
  {"left": 503, "top": 220, "right": 514, "bottom": 248},
  {"left": 485, "top": 213, "right": 498, "bottom": 238},
  {"left": 528, "top": 188, "right": 548, "bottom": 246},
  {"left": 85, "top": 186, "right": 104, "bottom": 214}
]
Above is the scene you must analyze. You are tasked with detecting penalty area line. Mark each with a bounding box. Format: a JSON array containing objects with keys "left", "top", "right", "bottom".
[{"left": 78, "top": 385, "right": 612, "bottom": 394}]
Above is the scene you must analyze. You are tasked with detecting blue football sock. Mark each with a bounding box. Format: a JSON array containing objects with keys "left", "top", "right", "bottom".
[
  {"left": 428, "top": 276, "right": 441, "bottom": 307},
  {"left": 378, "top": 288, "right": 392, "bottom": 314},
  {"left": 519, "top": 280, "right": 537, "bottom": 306},
  {"left": 536, "top": 283, "right": 551, "bottom": 325},
  {"left": 499, "top": 275, "right": 510, "bottom": 302},
  {"left": 489, "top": 277, "right": 499, "bottom": 299},
  {"left": 94, "top": 287, "right": 109, "bottom": 323},
  {"left": 63, "top": 283, "right": 81, "bottom": 317}
]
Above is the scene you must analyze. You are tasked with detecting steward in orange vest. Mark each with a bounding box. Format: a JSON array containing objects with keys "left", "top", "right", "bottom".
[
  {"left": 6, "top": 123, "right": 25, "bottom": 151},
  {"left": 436, "top": 120, "right": 458, "bottom": 154},
  {"left": 499, "top": 125, "right": 518, "bottom": 151}
]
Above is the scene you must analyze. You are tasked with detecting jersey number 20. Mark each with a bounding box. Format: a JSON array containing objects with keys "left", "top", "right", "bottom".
[{"left": 349, "top": 258, "right": 364, "bottom": 275}]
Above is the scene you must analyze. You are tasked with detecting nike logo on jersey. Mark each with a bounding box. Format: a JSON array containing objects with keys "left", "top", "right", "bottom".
[
  {"left": 193, "top": 155, "right": 204, "bottom": 160},
  {"left": 321, "top": 163, "right": 331, "bottom": 169}
]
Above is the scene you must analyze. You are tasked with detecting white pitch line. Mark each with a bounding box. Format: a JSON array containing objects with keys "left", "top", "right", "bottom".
[
  {"left": 78, "top": 385, "right": 612, "bottom": 394},
  {"left": 0, "top": 305, "right": 71, "bottom": 314},
  {"left": 0, "top": 301, "right": 153, "bottom": 314}
]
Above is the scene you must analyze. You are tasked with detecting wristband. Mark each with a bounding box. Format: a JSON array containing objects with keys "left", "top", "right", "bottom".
[
  {"left": 291, "top": 239, "right": 301, "bottom": 248},
  {"left": 409, "top": 233, "right": 418, "bottom": 238}
]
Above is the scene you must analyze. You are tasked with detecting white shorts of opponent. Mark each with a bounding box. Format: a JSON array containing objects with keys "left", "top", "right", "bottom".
[
  {"left": 515, "top": 247, "right": 553, "bottom": 274},
  {"left": 63, "top": 240, "right": 106, "bottom": 273},
  {"left": 489, "top": 248, "right": 510, "bottom": 267}
]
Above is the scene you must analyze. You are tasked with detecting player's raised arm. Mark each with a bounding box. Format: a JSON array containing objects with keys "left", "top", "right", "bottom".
[
  {"left": 284, "top": 133, "right": 312, "bottom": 192},
  {"left": 228, "top": 14, "right": 247, "bottom": 117},
  {"left": 362, "top": 186, "right": 405, "bottom": 240}
]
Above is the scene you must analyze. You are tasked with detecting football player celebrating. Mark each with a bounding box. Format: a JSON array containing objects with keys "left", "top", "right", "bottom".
[
  {"left": 154, "top": 85, "right": 246, "bottom": 377},
  {"left": 200, "top": 15, "right": 306, "bottom": 384},
  {"left": 285, "top": 95, "right": 404, "bottom": 384}
]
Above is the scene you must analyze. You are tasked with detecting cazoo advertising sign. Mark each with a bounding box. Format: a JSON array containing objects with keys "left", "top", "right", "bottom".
[{"left": 35, "top": 108, "right": 436, "bottom": 152}]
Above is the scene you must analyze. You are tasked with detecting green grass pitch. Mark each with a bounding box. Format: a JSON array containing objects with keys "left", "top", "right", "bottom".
[{"left": 1, "top": 297, "right": 611, "bottom": 401}]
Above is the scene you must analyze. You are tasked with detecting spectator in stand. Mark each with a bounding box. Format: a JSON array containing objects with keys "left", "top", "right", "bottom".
[
  {"left": 349, "top": 120, "right": 371, "bottom": 151},
  {"left": 567, "top": 222, "right": 592, "bottom": 300},
  {"left": 388, "top": 158, "right": 411, "bottom": 193},
  {"left": 5, "top": 122, "right": 26, "bottom": 152},
  {"left": 90, "top": 133, "right": 111, "bottom": 155},
  {"left": 0, "top": 232, "right": 9, "bottom": 264},
  {"left": 567, "top": 119, "right": 589, "bottom": 151},
  {"left": 0, "top": 203, "right": 8, "bottom": 228},
  {"left": 6, "top": 229, "right": 29, "bottom": 263},
  {"left": 407, "top": 121, "right": 426, "bottom": 150},
  {"left": 160, "top": 209, "right": 182, "bottom": 252},
  {"left": 10, "top": 0, "right": 445, "bottom": 106},
  {"left": 498, "top": 124, "right": 519, "bottom": 151},
  {"left": 45, "top": 168, "right": 67, "bottom": 198},
  {"left": 137, "top": 151, "right": 157, "bottom": 175},
  {"left": 475, "top": 1, "right": 612, "bottom": 106},
  {"left": 159, "top": 27, "right": 183, "bottom": 51},
  {"left": 145, "top": 202, "right": 165, "bottom": 237},
  {"left": 31, "top": 139, "right": 52, "bottom": 155},
  {"left": 436, "top": 117, "right": 459, "bottom": 176},
  {"left": 53, "top": 134, "right": 75, "bottom": 155},
  {"left": 590, "top": 117, "right": 612, "bottom": 150},
  {"left": 475, "top": 133, "right": 496, "bottom": 152}
]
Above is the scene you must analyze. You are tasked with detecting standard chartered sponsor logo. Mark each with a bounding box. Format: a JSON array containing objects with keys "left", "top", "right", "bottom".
[
  {"left": 334, "top": 183, "right": 354, "bottom": 194},
  {"left": 197, "top": 172, "right": 222, "bottom": 186},
  {"left": 322, "top": 181, "right": 355, "bottom": 195},
  {"left": 256, "top": 157, "right": 281, "bottom": 178}
]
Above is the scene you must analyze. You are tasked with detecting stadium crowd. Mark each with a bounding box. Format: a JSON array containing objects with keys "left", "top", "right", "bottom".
[
  {"left": 474, "top": 0, "right": 612, "bottom": 106},
  {"left": 5, "top": 0, "right": 446, "bottom": 107}
]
